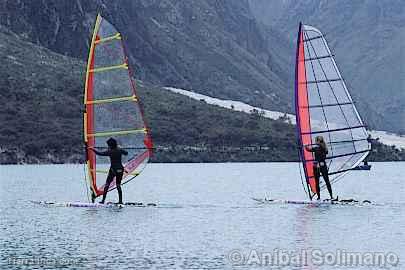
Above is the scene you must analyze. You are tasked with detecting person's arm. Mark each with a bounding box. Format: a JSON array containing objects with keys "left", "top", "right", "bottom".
[
  {"left": 89, "top": 147, "right": 110, "bottom": 156},
  {"left": 305, "top": 144, "right": 320, "bottom": 152},
  {"left": 120, "top": 148, "right": 128, "bottom": 156},
  {"left": 305, "top": 145, "right": 314, "bottom": 152}
]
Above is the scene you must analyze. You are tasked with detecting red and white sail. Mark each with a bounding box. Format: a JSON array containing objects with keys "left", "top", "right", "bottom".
[{"left": 295, "top": 23, "right": 370, "bottom": 199}]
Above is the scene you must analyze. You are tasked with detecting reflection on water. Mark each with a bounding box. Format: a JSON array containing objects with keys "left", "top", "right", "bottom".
[{"left": 0, "top": 162, "right": 404, "bottom": 269}]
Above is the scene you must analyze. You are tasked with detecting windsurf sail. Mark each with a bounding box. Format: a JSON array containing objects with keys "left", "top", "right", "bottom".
[
  {"left": 295, "top": 23, "right": 371, "bottom": 199},
  {"left": 84, "top": 14, "right": 153, "bottom": 200}
]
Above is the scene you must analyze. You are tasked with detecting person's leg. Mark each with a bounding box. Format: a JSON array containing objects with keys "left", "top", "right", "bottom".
[
  {"left": 116, "top": 170, "right": 124, "bottom": 204},
  {"left": 321, "top": 166, "right": 333, "bottom": 199},
  {"left": 91, "top": 192, "right": 96, "bottom": 203},
  {"left": 101, "top": 169, "right": 114, "bottom": 203},
  {"left": 314, "top": 166, "right": 321, "bottom": 200}
]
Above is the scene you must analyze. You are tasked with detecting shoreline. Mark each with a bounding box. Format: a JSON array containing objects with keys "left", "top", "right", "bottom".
[{"left": 1, "top": 160, "right": 404, "bottom": 166}]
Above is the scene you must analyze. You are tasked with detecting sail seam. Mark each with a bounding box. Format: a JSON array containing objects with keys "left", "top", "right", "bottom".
[{"left": 301, "top": 125, "right": 366, "bottom": 135}]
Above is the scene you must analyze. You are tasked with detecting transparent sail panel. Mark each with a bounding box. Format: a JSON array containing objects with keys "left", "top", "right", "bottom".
[
  {"left": 91, "top": 100, "right": 144, "bottom": 133},
  {"left": 93, "top": 69, "right": 134, "bottom": 100}
]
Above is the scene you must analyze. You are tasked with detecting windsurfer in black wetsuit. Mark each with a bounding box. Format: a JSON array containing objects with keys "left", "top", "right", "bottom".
[
  {"left": 363, "top": 134, "right": 378, "bottom": 166},
  {"left": 89, "top": 138, "right": 128, "bottom": 204},
  {"left": 305, "top": 136, "right": 335, "bottom": 201}
]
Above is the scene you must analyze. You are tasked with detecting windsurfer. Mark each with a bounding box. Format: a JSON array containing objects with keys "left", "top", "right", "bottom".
[
  {"left": 89, "top": 137, "right": 128, "bottom": 204},
  {"left": 305, "top": 136, "right": 334, "bottom": 200},
  {"left": 363, "top": 134, "right": 379, "bottom": 166}
]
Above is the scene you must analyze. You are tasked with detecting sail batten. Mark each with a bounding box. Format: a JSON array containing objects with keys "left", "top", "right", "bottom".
[
  {"left": 306, "top": 149, "right": 370, "bottom": 162},
  {"left": 301, "top": 125, "right": 367, "bottom": 135},
  {"left": 85, "top": 95, "right": 137, "bottom": 105},
  {"left": 87, "top": 129, "right": 147, "bottom": 138},
  {"left": 90, "top": 63, "right": 128, "bottom": 73},
  {"left": 304, "top": 78, "right": 342, "bottom": 84},
  {"left": 305, "top": 54, "right": 334, "bottom": 61},
  {"left": 295, "top": 23, "right": 371, "bottom": 199},
  {"left": 84, "top": 14, "right": 153, "bottom": 200},
  {"left": 304, "top": 35, "right": 323, "bottom": 42}
]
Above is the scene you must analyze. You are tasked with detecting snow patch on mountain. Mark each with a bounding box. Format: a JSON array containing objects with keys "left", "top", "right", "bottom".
[
  {"left": 163, "top": 87, "right": 296, "bottom": 124},
  {"left": 163, "top": 87, "right": 405, "bottom": 149}
]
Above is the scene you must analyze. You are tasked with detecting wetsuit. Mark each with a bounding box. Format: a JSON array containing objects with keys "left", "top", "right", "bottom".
[
  {"left": 307, "top": 144, "right": 333, "bottom": 200},
  {"left": 93, "top": 148, "right": 128, "bottom": 204}
]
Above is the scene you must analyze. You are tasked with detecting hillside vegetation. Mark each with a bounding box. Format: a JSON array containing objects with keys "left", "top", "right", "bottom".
[
  {"left": 0, "top": 25, "right": 404, "bottom": 164},
  {"left": 0, "top": 0, "right": 293, "bottom": 113},
  {"left": 0, "top": 25, "right": 298, "bottom": 163}
]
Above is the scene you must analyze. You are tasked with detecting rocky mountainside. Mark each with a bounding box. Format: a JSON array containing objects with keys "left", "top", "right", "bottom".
[
  {"left": 0, "top": 25, "right": 83, "bottom": 163},
  {"left": 0, "top": 24, "right": 299, "bottom": 164},
  {"left": 1, "top": 1, "right": 404, "bottom": 164},
  {"left": 0, "top": 0, "right": 293, "bottom": 112},
  {"left": 248, "top": 0, "right": 405, "bottom": 133}
]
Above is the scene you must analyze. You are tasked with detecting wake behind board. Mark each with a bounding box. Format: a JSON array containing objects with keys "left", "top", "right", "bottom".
[
  {"left": 252, "top": 197, "right": 373, "bottom": 206},
  {"left": 31, "top": 200, "right": 157, "bottom": 208}
]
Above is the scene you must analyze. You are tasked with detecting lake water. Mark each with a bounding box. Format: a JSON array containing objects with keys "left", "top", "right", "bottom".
[{"left": 1, "top": 162, "right": 404, "bottom": 269}]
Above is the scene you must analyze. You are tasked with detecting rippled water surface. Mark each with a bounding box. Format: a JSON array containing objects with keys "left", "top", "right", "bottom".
[{"left": 1, "top": 162, "right": 404, "bottom": 269}]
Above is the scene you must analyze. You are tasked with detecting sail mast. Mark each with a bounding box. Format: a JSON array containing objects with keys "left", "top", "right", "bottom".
[
  {"left": 84, "top": 14, "right": 102, "bottom": 200},
  {"left": 295, "top": 23, "right": 316, "bottom": 200}
]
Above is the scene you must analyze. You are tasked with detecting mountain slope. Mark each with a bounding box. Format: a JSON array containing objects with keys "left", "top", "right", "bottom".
[
  {"left": 248, "top": 0, "right": 405, "bottom": 133},
  {"left": 0, "top": 24, "right": 298, "bottom": 163},
  {"left": 0, "top": 0, "right": 293, "bottom": 112},
  {"left": 0, "top": 25, "right": 83, "bottom": 163},
  {"left": 0, "top": 24, "right": 403, "bottom": 164}
]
